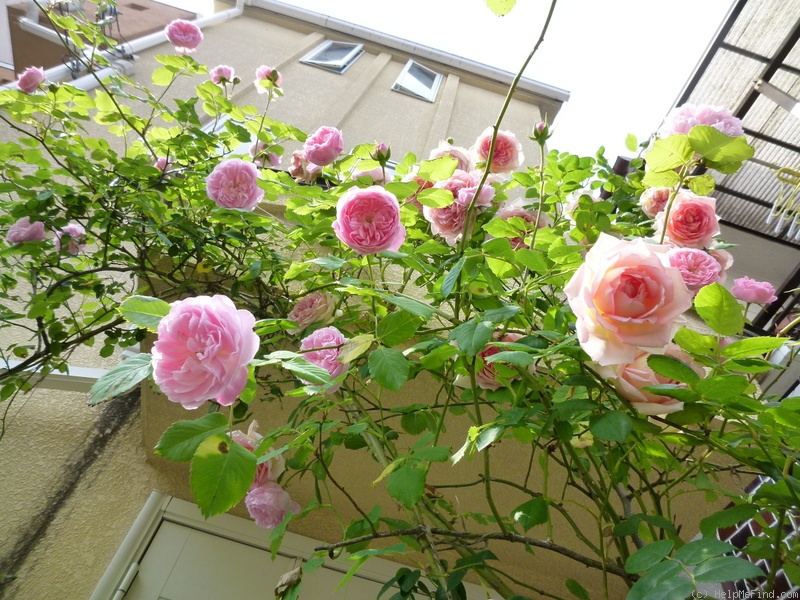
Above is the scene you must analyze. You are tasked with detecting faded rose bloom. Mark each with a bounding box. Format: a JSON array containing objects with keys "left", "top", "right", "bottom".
[
  {"left": 667, "top": 247, "right": 722, "bottom": 294},
  {"left": 209, "top": 64, "right": 234, "bottom": 85},
  {"left": 731, "top": 277, "right": 778, "bottom": 304},
  {"left": 6, "top": 217, "right": 46, "bottom": 243},
  {"left": 472, "top": 127, "right": 524, "bottom": 174},
  {"left": 428, "top": 140, "right": 474, "bottom": 172},
  {"left": 333, "top": 186, "right": 406, "bottom": 255},
  {"left": 206, "top": 159, "right": 263, "bottom": 210},
  {"left": 299, "top": 326, "right": 349, "bottom": 392},
  {"left": 54, "top": 223, "right": 87, "bottom": 255},
  {"left": 231, "top": 420, "right": 286, "bottom": 487},
  {"left": 17, "top": 67, "right": 45, "bottom": 94},
  {"left": 655, "top": 192, "right": 719, "bottom": 249},
  {"left": 164, "top": 19, "right": 203, "bottom": 54},
  {"left": 152, "top": 295, "right": 259, "bottom": 409},
  {"left": 245, "top": 482, "right": 300, "bottom": 529},
  {"left": 303, "top": 126, "right": 344, "bottom": 167},
  {"left": 288, "top": 150, "right": 321, "bottom": 184},
  {"left": 564, "top": 234, "right": 693, "bottom": 366},
  {"left": 249, "top": 141, "right": 280, "bottom": 169},
  {"left": 640, "top": 187, "right": 672, "bottom": 219},
  {"left": 494, "top": 200, "right": 550, "bottom": 249},
  {"left": 658, "top": 103, "right": 744, "bottom": 138},
  {"left": 602, "top": 344, "right": 703, "bottom": 415},
  {"left": 254, "top": 65, "right": 282, "bottom": 94},
  {"left": 288, "top": 292, "right": 336, "bottom": 330}
]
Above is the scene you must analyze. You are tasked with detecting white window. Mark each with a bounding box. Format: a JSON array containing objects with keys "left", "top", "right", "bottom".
[
  {"left": 300, "top": 40, "right": 364, "bottom": 74},
  {"left": 392, "top": 60, "right": 443, "bottom": 102}
]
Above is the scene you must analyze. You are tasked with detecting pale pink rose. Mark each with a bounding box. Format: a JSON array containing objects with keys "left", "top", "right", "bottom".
[
  {"left": 429, "top": 140, "right": 474, "bottom": 172},
  {"left": 206, "top": 159, "right": 264, "bottom": 210},
  {"left": 371, "top": 142, "right": 390, "bottom": 162},
  {"left": 655, "top": 193, "right": 719, "bottom": 249},
  {"left": 603, "top": 344, "right": 703, "bottom": 415},
  {"left": 209, "top": 64, "right": 234, "bottom": 85},
  {"left": 731, "top": 277, "right": 778, "bottom": 304},
  {"left": 333, "top": 186, "right": 406, "bottom": 255},
  {"left": 17, "top": 67, "right": 45, "bottom": 94},
  {"left": 152, "top": 295, "right": 259, "bottom": 409},
  {"left": 658, "top": 103, "right": 744, "bottom": 138},
  {"left": 475, "top": 333, "right": 524, "bottom": 390},
  {"left": 164, "top": 19, "right": 203, "bottom": 54},
  {"left": 423, "top": 178, "right": 495, "bottom": 246},
  {"left": 472, "top": 127, "right": 524, "bottom": 174},
  {"left": 231, "top": 421, "right": 286, "bottom": 487},
  {"left": 709, "top": 248, "right": 734, "bottom": 284},
  {"left": 54, "top": 223, "right": 86, "bottom": 255},
  {"left": 352, "top": 166, "right": 388, "bottom": 184},
  {"left": 564, "top": 233, "right": 693, "bottom": 366},
  {"left": 288, "top": 150, "right": 321, "bottom": 184},
  {"left": 288, "top": 292, "right": 336, "bottom": 330},
  {"left": 667, "top": 247, "right": 722, "bottom": 294},
  {"left": 299, "top": 326, "right": 349, "bottom": 392},
  {"left": 154, "top": 156, "right": 173, "bottom": 174},
  {"left": 303, "top": 126, "right": 344, "bottom": 167},
  {"left": 245, "top": 482, "right": 300, "bottom": 529},
  {"left": 6, "top": 217, "right": 46, "bottom": 243},
  {"left": 254, "top": 65, "right": 282, "bottom": 94},
  {"left": 249, "top": 141, "right": 280, "bottom": 168},
  {"left": 494, "top": 201, "right": 550, "bottom": 249},
  {"left": 640, "top": 187, "right": 672, "bottom": 219}
]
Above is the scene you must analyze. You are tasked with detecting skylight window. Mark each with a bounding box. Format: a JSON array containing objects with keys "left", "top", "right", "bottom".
[
  {"left": 300, "top": 41, "right": 364, "bottom": 74},
  {"left": 392, "top": 60, "right": 442, "bottom": 102}
]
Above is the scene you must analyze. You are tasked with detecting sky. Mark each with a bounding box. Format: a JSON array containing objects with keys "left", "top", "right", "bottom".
[{"left": 281, "top": 0, "right": 735, "bottom": 161}]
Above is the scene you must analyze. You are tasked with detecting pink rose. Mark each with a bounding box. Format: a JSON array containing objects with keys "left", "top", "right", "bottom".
[
  {"left": 288, "top": 292, "right": 336, "bottom": 330},
  {"left": 371, "top": 142, "right": 390, "bottom": 163},
  {"left": 639, "top": 187, "right": 672, "bottom": 219},
  {"left": 206, "top": 159, "right": 264, "bottom": 210},
  {"left": 423, "top": 172, "right": 494, "bottom": 246},
  {"left": 474, "top": 333, "right": 524, "bottom": 390},
  {"left": 299, "top": 326, "right": 349, "bottom": 392},
  {"left": 287, "top": 150, "right": 321, "bottom": 184},
  {"left": 472, "top": 127, "right": 524, "bottom": 174},
  {"left": 249, "top": 141, "right": 280, "bottom": 168},
  {"left": 428, "top": 140, "right": 474, "bottom": 172},
  {"left": 209, "top": 64, "right": 234, "bottom": 85},
  {"left": 564, "top": 233, "right": 693, "bottom": 366},
  {"left": 231, "top": 421, "right": 286, "bottom": 487},
  {"left": 667, "top": 247, "right": 722, "bottom": 294},
  {"left": 352, "top": 166, "right": 388, "bottom": 184},
  {"left": 6, "top": 217, "right": 46, "bottom": 243},
  {"left": 152, "top": 295, "right": 259, "bottom": 409},
  {"left": 245, "top": 482, "right": 300, "bottom": 529},
  {"left": 17, "top": 67, "right": 45, "bottom": 94},
  {"left": 303, "top": 126, "right": 344, "bottom": 167},
  {"left": 154, "top": 156, "right": 173, "bottom": 174},
  {"left": 603, "top": 345, "right": 703, "bottom": 415},
  {"left": 164, "top": 19, "right": 203, "bottom": 54},
  {"left": 494, "top": 201, "right": 550, "bottom": 249},
  {"left": 731, "top": 277, "right": 778, "bottom": 304},
  {"left": 655, "top": 192, "right": 719, "bottom": 249},
  {"left": 54, "top": 223, "right": 87, "bottom": 255},
  {"left": 658, "top": 103, "right": 744, "bottom": 138},
  {"left": 254, "top": 65, "right": 282, "bottom": 93},
  {"left": 333, "top": 186, "right": 406, "bottom": 255}
]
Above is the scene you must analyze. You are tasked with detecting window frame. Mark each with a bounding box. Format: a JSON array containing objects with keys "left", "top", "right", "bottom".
[
  {"left": 300, "top": 40, "right": 365, "bottom": 74},
  {"left": 391, "top": 60, "right": 443, "bottom": 103}
]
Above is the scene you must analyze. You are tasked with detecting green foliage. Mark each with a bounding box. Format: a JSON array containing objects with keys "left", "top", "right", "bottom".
[
  {"left": 190, "top": 434, "right": 257, "bottom": 518},
  {"left": 485, "top": 0, "right": 517, "bottom": 16},
  {"left": 89, "top": 353, "right": 153, "bottom": 405}
]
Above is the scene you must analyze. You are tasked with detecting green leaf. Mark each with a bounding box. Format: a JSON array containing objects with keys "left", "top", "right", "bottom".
[
  {"left": 482, "top": 304, "right": 521, "bottom": 323},
  {"left": 512, "top": 497, "right": 548, "bottom": 531},
  {"left": 694, "top": 374, "right": 750, "bottom": 400},
  {"left": 310, "top": 256, "right": 346, "bottom": 270},
  {"left": 694, "top": 556, "right": 764, "bottom": 583},
  {"left": 687, "top": 173, "right": 716, "bottom": 196},
  {"left": 285, "top": 358, "right": 333, "bottom": 385},
  {"left": 401, "top": 412, "right": 428, "bottom": 435},
  {"left": 646, "top": 354, "right": 701, "bottom": 385},
  {"left": 441, "top": 257, "right": 465, "bottom": 299},
  {"left": 377, "top": 312, "right": 421, "bottom": 347},
  {"left": 694, "top": 283, "right": 744, "bottom": 336},
  {"left": 369, "top": 347, "right": 409, "bottom": 391},
  {"left": 483, "top": 218, "right": 523, "bottom": 239},
  {"left": 673, "top": 328, "right": 718, "bottom": 355},
  {"left": 416, "top": 188, "right": 455, "bottom": 208},
  {"left": 673, "top": 539, "right": 736, "bottom": 566},
  {"left": 721, "top": 336, "right": 787, "bottom": 358},
  {"left": 688, "top": 125, "right": 754, "bottom": 164},
  {"left": 190, "top": 434, "right": 257, "bottom": 518},
  {"left": 515, "top": 248, "right": 549, "bottom": 273},
  {"left": 449, "top": 319, "right": 494, "bottom": 356},
  {"left": 624, "top": 540, "right": 675, "bottom": 574},
  {"left": 151, "top": 66, "right": 175, "bottom": 86},
  {"left": 412, "top": 445, "right": 451, "bottom": 462},
  {"left": 119, "top": 295, "right": 171, "bottom": 332},
  {"left": 155, "top": 412, "right": 229, "bottom": 462},
  {"left": 485, "top": 0, "right": 516, "bottom": 15},
  {"left": 645, "top": 134, "right": 694, "bottom": 172},
  {"left": 89, "top": 353, "right": 153, "bottom": 405},
  {"left": 625, "top": 133, "right": 638, "bottom": 153},
  {"left": 700, "top": 504, "right": 757, "bottom": 538},
  {"left": 485, "top": 351, "right": 533, "bottom": 366},
  {"left": 626, "top": 560, "right": 693, "bottom": 600},
  {"left": 589, "top": 410, "right": 633, "bottom": 443},
  {"left": 565, "top": 578, "right": 590, "bottom": 600},
  {"left": 642, "top": 170, "right": 681, "bottom": 188},
  {"left": 417, "top": 156, "right": 457, "bottom": 181},
  {"left": 378, "top": 293, "right": 435, "bottom": 319},
  {"left": 386, "top": 462, "right": 426, "bottom": 509}
]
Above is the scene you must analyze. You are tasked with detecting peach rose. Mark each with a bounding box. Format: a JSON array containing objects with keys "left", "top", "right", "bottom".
[
  {"left": 564, "top": 234, "right": 693, "bottom": 366},
  {"left": 655, "top": 192, "right": 720, "bottom": 249},
  {"left": 429, "top": 140, "right": 474, "bottom": 172},
  {"left": 639, "top": 187, "right": 672, "bottom": 219},
  {"left": 472, "top": 127, "right": 524, "bottom": 174}
]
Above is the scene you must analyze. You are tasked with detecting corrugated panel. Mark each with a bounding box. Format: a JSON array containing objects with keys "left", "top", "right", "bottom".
[
  {"left": 725, "top": 0, "right": 800, "bottom": 57},
  {"left": 684, "top": 48, "right": 764, "bottom": 106}
]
